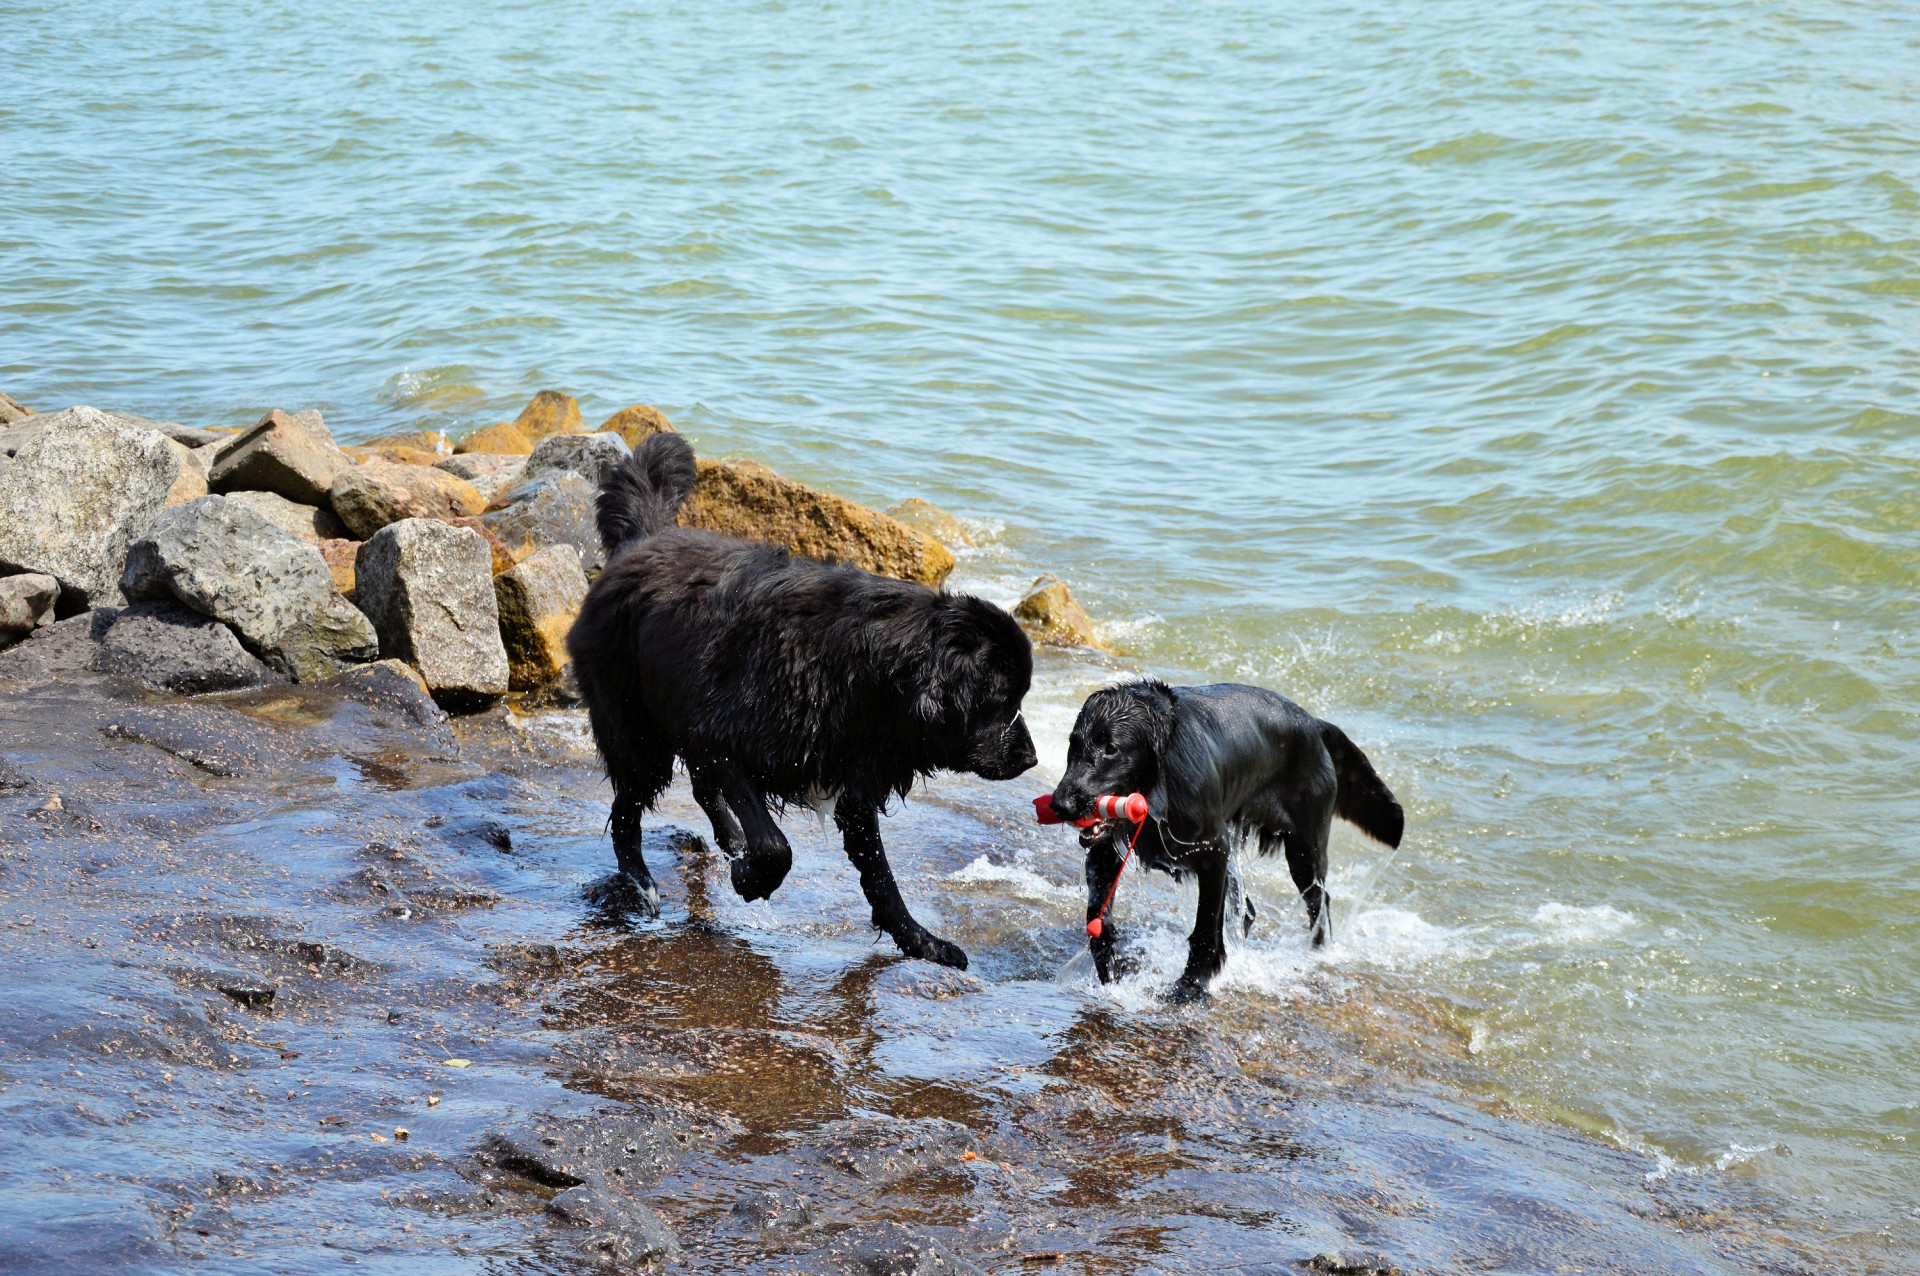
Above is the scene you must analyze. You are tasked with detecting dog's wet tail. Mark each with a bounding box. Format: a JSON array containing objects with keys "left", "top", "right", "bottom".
[
  {"left": 596, "top": 433, "right": 697, "bottom": 554},
  {"left": 1321, "top": 722, "right": 1404, "bottom": 848}
]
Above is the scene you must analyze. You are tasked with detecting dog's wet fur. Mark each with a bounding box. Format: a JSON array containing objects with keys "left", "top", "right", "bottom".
[
  {"left": 567, "top": 433, "right": 1038, "bottom": 968},
  {"left": 1051, "top": 680, "right": 1403, "bottom": 1001}
]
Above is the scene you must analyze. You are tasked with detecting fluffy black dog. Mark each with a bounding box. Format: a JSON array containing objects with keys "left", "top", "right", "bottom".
[
  {"left": 1050, "top": 680, "right": 1403, "bottom": 1001},
  {"left": 566, "top": 433, "right": 1038, "bottom": 969}
]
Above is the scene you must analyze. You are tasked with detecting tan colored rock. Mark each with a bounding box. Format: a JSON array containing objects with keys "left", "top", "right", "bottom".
[
  {"left": 512, "top": 390, "right": 581, "bottom": 441},
  {"left": 1013, "top": 574, "right": 1102, "bottom": 649},
  {"left": 225, "top": 490, "right": 349, "bottom": 542},
  {"left": 318, "top": 538, "right": 360, "bottom": 595},
  {"left": 680, "top": 458, "right": 955, "bottom": 588},
  {"left": 164, "top": 440, "right": 209, "bottom": 507},
  {"left": 1, "top": 392, "right": 33, "bottom": 425},
  {"left": 886, "top": 497, "right": 972, "bottom": 548},
  {"left": 445, "top": 516, "right": 517, "bottom": 575},
  {"left": 328, "top": 460, "right": 487, "bottom": 539},
  {"left": 357, "top": 430, "right": 451, "bottom": 462},
  {"left": 494, "top": 544, "right": 589, "bottom": 692},
  {"left": 0, "top": 572, "right": 59, "bottom": 646},
  {"left": 597, "top": 404, "right": 673, "bottom": 448},
  {"left": 208, "top": 409, "right": 353, "bottom": 506},
  {"left": 453, "top": 421, "right": 535, "bottom": 456}
]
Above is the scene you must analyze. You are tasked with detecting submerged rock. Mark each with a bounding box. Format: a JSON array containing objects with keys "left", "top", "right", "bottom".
[
  {"left": 434, "top": 452, "right": 527, "bottom": 502},
  {"left": 480, "top": 473, "right": 603, "bottom": 575},
  {"left": 122, "top": 496, "right": 378, "bottom": 681},
  {"left": 354, "top": 519, "right": 509, "bottom": 705},
  {"left": 597, "top": 403, "right": 674, "bottom": 448},
  {"left": 223, "top": 490, "right": 349, "bottom": 543},
  {"left": 0, "top": 572, "right": 60, "bottom": 647},
  {"left": 207, "top": 408, "right": 353, "bottom": 506},
  {"left": 522, "top": 431, "right": 630, "bottom": 488},
  {"left": 91, "top": 599, "right": 281, "bottom": 694},
  {"left": 329, "top": 460, "right": 487, "bottom": 540},
  {"left": 1013, "top": 574, "right": 1101, "bottom": 648},
  {"left": 0, "top": 409, "right": 181, "bottom": 608},
  {"left": 493, "top": 544, "right": 588, "bottom": 693},
  {"left": 544, "top": 1186, "right": 679, "bottom": 1267},
  {"left": 682, "top": 457, "right": 955, "bottom": 588},
  {"left": 835, "top": 1223, "right": 985, "bottom": 1276},
  {"left": 886, "top": 497, "right": 973, "bottom": 548},
  {"left": 727, "top": 1186, "right": 814, "bottom": 1240}
]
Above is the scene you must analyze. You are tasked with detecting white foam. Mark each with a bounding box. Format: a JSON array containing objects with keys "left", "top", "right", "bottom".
[
  {"left": 1528, "top": 902, "right": 1638, "bottom": 942},
  {"left": 949, "top": 855, "right": 1078, "bottom": 906}
]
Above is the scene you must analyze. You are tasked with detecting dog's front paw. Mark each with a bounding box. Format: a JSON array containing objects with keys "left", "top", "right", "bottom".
[
  {"left": 584, "top": 871, "right": 661, "bottom": 919},
  {"left": 729, "top": 849, "right": 792, "bottom": 902},
  {"left": 1162, "top": 976, "right": 1211, "bottom": 1006},
  {"left": 902, "top": 931, "right": 969, "bottom": 970}
]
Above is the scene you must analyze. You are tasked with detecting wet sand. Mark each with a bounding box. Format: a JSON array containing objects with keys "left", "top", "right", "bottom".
[{"left": 0, "top": 616, "right": 1840, "bottom": 1274}]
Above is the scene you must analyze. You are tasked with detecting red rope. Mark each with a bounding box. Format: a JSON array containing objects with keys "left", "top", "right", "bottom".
[{"left": 1086, "top": 816, "right": 1146, "bottom": 940}]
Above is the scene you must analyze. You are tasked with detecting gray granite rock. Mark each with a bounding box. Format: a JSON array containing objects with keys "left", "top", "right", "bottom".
[
  {"left": 222, "top": 489, "right": 348, "bottom": 542},
  {"left": 328, "top": 459, "right": 487, "bottom": 539},
  {"left": 90, "top": 599, "right": 281, "bottom": 694},
  {"left": 522, "top": 431, "right": 630, "bottom": 489},
  {"left": 354, "top": 519, "right": 508, "bottom": 705},
  {"left": 207, "top": 409, "right": 352, "bottom": 505},
  {"left": 433, "top": 452, "right": 527, "bottom": 501},
  {"left": 0, "top": 572, "right": 60, "bottom": 647},
  {"left": 122, "top": 495, "right": 377, "bottom": 682},
  {"left": 481, "top": 472, "right": 604, "bottom": 575},
  {"left": 0, "top": 409, "right": 181, "bottom": 608},
  {"left": 544, "top": 1186, "right": 678, "bottom": 1267}
]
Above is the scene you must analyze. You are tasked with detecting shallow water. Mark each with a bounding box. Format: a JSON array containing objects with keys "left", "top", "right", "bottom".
[{"left": 6, "top": 0, "right": 1919, "bottom": 1262}]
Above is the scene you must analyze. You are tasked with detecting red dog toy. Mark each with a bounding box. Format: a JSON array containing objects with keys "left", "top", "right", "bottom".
[{"left": 1033, "top": 792, "right": 1149, "bottom": 937}]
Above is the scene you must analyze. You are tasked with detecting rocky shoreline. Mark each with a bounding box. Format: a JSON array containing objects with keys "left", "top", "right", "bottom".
[{"left": 0, "top": 390, "right": 1830, "bottom": 1274}]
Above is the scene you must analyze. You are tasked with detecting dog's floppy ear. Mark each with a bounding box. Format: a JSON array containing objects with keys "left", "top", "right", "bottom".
[
  {"left": 912, "top": 599, "right": 989, "bottom": 726},
  {"left": 1142, "top": 686, "right": 1229, "bottom": 843}
]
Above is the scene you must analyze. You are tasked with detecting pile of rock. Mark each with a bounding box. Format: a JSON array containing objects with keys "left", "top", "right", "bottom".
[{"left": 0, "top": 389, "right": 971, "bottom": 708}]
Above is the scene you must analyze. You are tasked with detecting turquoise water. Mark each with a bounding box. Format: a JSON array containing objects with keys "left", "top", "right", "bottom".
[{"left": 6, "top": 0, "right": 1918, "bottom": 1258}]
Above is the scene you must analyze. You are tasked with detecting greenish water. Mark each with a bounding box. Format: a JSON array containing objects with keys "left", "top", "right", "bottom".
[{"left": 5, "top": 0, "right": 1917, "bottom": 1259}]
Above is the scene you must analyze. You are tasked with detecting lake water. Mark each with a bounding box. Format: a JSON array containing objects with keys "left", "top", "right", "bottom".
[{"left": 5, "top": 0, "right": 1917, "bottom": 1262}]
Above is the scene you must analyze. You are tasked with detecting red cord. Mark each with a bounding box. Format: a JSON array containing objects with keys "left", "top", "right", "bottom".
[{"left": 1086, "top": 816, "right": 1146, "bottom": 939}]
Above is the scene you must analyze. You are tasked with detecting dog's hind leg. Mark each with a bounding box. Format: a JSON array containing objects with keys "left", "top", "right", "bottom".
[
  {"left": 1284, "top": 801, "right": 1335, "bottom": 947},
  {"left": 713, "top": 769, "right": 793, "bottom": 902},
  {"left": 835, "top": 797, "right": 967, "bottom": 970},
  {"left": 610, "top": 784, "right": 661, "bottom": 918},
  {"left": 690, "top": 770, "right": 747, "bottom": 858},
  {"left": 1167, "top": 844, "right": 1231, "bottom": 1003}
]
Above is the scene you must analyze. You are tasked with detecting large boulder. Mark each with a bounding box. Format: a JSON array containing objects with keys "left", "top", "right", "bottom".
[
  {"left": 1012, "top": 574, "right": 1101, "bottom": 648},
  {"left": 434, "top": 452, "right": 527, "bottom": 501},
  {"left": 511, "top": 389, "right": 581, "bottom": 440},
  {"left": 122, "top": 496, "right": 379, "bottom": 682},
  {"left": 0, "top": 404, "right": 170, "bottom": 457},
  {"left": 90, "top": 600, "right": 281, "bottom": 694},
  {"left": 597, "top": 404, "right": 673, "bottom": 448},
  {"left": 354, "top": 519, "right": 509, "bottom": 705},
  {"left": 681, "top": 458, "right": 955, "bottom": 588},
  {"left": 522, "top": 431, "right": 629, "bottom": 488},
  {"left": 222, "top": 489, "right": 348, "bottom": 542},
  {"left": 0, "top": 409, "right": 181, "bottom": 608},
  {"left": 208, "top": 409, "right": 353, "bottom": 506},
  {"left": 452, "top": 421, "right": 534, "bottom": 456},
  {"left": 328, "top": 460, "right": 487, "bottom": 539},
  {"left": 493, "top": 544, "right": 588, "bottom": 693},
  {"left": 480, "top": 473, "right": 604, "bottom": 575},
  {"left": 0, "top": 573, "right": 60, "bottom": 647}
]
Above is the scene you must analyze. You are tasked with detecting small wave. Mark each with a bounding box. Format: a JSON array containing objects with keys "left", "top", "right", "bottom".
[
  {"left": 1528, "top": 902, "right": 1638, "bottom": 943},
  {"left": 949, "top": 855, "right": 1078, "bottom": 906}
]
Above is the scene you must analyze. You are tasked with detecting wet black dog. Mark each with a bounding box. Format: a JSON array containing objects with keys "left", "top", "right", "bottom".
[
  {"left": 567, "top": 433, "right": 1038, "bottom": 969},
  {"left": 1050, "top": 680, "right": 1403, "bottom": 1001}
]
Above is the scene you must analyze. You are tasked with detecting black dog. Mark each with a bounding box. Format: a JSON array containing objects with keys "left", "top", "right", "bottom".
[
  {"left": 566, "top": 433, "right": 1038, "bottom": 969},
  {"left": 1050, "top": 680, "right": 1403, "bottom": 1001}
]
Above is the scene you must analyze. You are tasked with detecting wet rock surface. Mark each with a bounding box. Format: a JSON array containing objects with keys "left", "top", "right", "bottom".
[
  {"left": 0, "top": 590, "right": 1824, "bottom": 1276},
  {"left": 122, "top": 495, "right": 378, "bottom": 681},
  {"left": 91, "top": 599, "right": 282, "bottom": 694},
  {"left": 1012, "top": 573, "right": 1103, "bottom": 649}
]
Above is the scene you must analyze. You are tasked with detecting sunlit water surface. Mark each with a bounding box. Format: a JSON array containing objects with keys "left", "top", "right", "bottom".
[{"left": 6, "top": 0, "right": 1917, "bottom": 1258}]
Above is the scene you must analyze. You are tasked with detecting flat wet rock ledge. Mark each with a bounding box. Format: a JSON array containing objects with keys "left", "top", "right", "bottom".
[{"left": 0, "top": 391, "right": 1830, "bottom": 1273}]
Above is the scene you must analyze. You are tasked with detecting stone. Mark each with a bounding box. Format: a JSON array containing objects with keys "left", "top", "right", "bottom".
[
  {"left": 0, "top": 392, "right": 30, "bottom": 425},
  {"left": 317, "top": 538, "right": 360, "bottom": 594},
  {"left": 327, "top": 459, "right": 486, "bottom": 539},
  {"left": 433, "top": 452, "right": 527, "bottom": 501},
  {"left": 727, "top": 1187, "right": 813, "bottom": 1240},
  {"left": 544, "top": 1187, "right": 678, "bottom": 1267},
  {"left": 222, "top": 490, "right": 348, "bottom": 542},
  {"left": 0, "top": 573, "right": 60, "bottom": 647},
  {"left": 522, "top": 431, "right": 630, "bottom": 488},
  {"left": 208, "top": 409, "right": 352, "bottom": 506},
  {"left": 0, "top": 608, "right": 116, "bottom": 684},
  {"left": 597, "top": 404, "right": 673, "bottom": 448},
  {"left": 354, "top": 430, "right": 450, "bottom": 463},
  {"left": 121, "top": 496, "right": 378, "bottom": 682},
  {"left": 807, "top": 1117, "right": 977, "bottom": 1184},
  {"left": 476, "top": 1113, "right": 696, "bottom": 1192},
  {"left": 90, "top": 599, "right": 281, "bottom": 695},
  {"left": 151, "top": 421, "right": 226, "bottom": 449},
  {"left": 445, "top": 516, "right": 516, "bottom": 575},
  {"left": 1013, "top": 574, "right": 1101, "bottom": 648},
  {"left": 0, "top": 409, "right": 182, "bottom": 608},
  {"left": 0, "top": 404, "right": 159, "bottom": 457},
  {"left": 836, "top": 1223, "right": 985, "bottom": 1276},
  {"left": 452, "top": 421, "right": 534, "bottom": 456},
  {"left": 682, "top": 458, "right": 955, "bottom": 588},
  {"left": 479, "top": 473, "right": 604, "bottom": 574},
  {"left": 887, "top": 497, "right": 973, "bottom": 548},
  {"left": 353, "top": 519, "right": 508, "bottom": 705},
  {"left": 164, "top": 440, "right": 210, "bottom": 507},
  {"left": 511, "top": 389, "right": 581, "bottom": 440},
  {"left": 493, "top": 544, "right": 588, "bottom": 692}
]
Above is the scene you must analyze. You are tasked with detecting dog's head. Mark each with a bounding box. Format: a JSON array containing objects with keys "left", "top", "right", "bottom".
[
  {"left": 918, "top": 595, "right": 1038, "bottom": 781},
  {"left": 1051, "top": 680, "right": 1176, "bottom": 824}
]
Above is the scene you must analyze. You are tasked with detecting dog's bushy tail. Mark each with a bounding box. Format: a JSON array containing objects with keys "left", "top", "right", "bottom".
[
  {"left": 596, "top": 433, "right": 697, "bottom": 555},
  {"left": 1321, "top": 722, "right": 1404, "bottom": 848}
]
